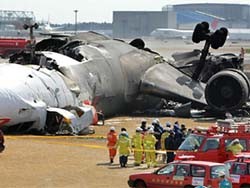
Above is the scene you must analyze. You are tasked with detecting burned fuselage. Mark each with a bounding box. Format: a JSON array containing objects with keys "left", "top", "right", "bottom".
[
  {"left": 1, "top": 27, "right": 249, "bottom": 134},
  {"left": 1, "top": 32, "right": 165, "bottom": 134}
]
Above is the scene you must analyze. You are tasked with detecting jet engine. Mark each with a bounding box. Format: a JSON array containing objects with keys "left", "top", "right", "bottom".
[{"left": 205, "top": 69, "right": 250, "bottom": 112}]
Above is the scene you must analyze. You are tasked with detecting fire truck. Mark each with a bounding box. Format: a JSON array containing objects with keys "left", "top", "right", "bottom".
[
  {"left": 128, "top": 156, "right": 229, "bottom": 188},
  {"left": 0, "top": 38, "right": 30, "bottom": 58},
  {"left": 175, "top": 119, "right": 250, "bottom": 163},
  {"left": 225, "top": 153, "right": 250, "bottom": 188}
]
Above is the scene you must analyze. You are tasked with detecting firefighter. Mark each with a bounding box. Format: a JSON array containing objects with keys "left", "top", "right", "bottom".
[
  {"left": 218, "top": 171, "right": 232, "bottom": 188},
  {"left": 152, "top": 119, "right": 163, "bottom": 150},
  {"left": 131, "top": 127, "right": 143, "bottom": 166},
  {"left": 143, "top": 128, "right": 157, "bottom": 168},
  {"left": 116, "top": 130, "right": 131, "bottom": 167},
  {"left": 107, "top": 126, "right": 117, "bottom": 164},
  {"left": 160, "top": 127, "right": 170, "bottom": 163},
  {"left": 173, "top": 123, "right": 183, "bottom": 148},
  {"left": 165, "top": 130, "right": 176, "bottom": 163},
  {"left": 140, "top": 119, "right": 147, "bottom": 133},
  {"left": 227, "top": 139, "right": 243, "bottom": 155},
  {"left": 119, "top": 127, "right": 129, "bottom": 138}
]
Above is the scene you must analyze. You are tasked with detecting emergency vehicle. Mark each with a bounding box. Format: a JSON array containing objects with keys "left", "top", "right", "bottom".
[
  {"left": 175, "top": 119, "right": 250, "bottom": 163},
  {"left": 225, "top": 153, "right": 250, "bottom": 188},
  {"left": 128, "top": 157, "right": 229, "bottom": 188},
  {"left": 0, "top": 38, "right": 30, "bottom": 58}
]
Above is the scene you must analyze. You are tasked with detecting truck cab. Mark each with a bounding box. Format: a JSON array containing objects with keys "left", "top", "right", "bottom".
[
  {"left": 225, "top": 154, "right": 250, "bottom": 188},
  {"left": 175, "top": 119, "right": 250, "bottom": 163},
  {"left": 128, "top": 159, "right": 229, "bottom": 188}
]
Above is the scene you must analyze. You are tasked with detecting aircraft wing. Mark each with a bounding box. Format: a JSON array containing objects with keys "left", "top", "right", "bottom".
[{"left": 140, "top": 62, "right": 207, "bottom": 109}]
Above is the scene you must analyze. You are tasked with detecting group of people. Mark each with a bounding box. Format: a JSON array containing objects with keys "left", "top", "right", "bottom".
[
  {"left": 106, "top": 118, "right": 190, "bottom": 168},
  {"left": 107, "top": 126, "right": 130, "bottom": 167},
  {"left": 106, "top": 118, "right": 239, "bottom": 188}
]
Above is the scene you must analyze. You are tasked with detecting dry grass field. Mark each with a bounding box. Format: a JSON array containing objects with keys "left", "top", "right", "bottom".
[{"left": 0, "top": 116, "right": 212, "bottom": 188}]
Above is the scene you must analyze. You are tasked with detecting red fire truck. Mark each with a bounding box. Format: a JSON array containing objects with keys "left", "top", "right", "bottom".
[
  {"left": 128, "top": 157, "right": 229, "bottom": 188},
  {"left": 0, "top": 38, "right": 30, "bottom": 58},
  {"left": 225, "top": 153, "right": 250, "bottom": 188},
  {"left": 175, "top": 119, "right": 250, "bottom": 163}
]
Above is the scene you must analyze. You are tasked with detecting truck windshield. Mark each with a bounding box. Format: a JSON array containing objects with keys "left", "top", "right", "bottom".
[
  {"left": 211, "top": 165, "right": 228, "bottom": 178},
  {"left": 178, "top": 134, "right": 204, "bottom": 151}
]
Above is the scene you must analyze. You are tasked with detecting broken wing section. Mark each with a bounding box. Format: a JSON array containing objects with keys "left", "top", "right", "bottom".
[{"left": 140, "top": 63, "right": 207, "bottom": 109}]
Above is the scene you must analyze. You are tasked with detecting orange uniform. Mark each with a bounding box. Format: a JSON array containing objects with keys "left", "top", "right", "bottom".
[{"left": 107, "top": 129, "right": 117, "bottom": 163}]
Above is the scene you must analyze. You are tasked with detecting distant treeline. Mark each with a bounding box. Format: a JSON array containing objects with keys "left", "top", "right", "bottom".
[{"left": 51, "top": 22, "right": 112, "bottom": 31}]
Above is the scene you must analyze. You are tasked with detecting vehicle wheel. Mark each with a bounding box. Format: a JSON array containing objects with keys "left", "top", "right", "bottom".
[
  {"left": 135, "top": 180, "right": 146, "bottom": 188},
  {"left": 184, "top": 186, "right": 194, "bottom": 188},
  {"left": 241, "top": 185, "right": 250, "bottom": 188}
]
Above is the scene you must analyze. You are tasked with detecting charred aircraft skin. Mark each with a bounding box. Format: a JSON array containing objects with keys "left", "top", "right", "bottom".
[{"left": 1, "top": 25, "right": 249, "bottom": 134}]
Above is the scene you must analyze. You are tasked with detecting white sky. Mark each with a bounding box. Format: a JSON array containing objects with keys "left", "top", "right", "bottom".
[{"left": 1, "top": 0, "right": 250, "bottom": 24}]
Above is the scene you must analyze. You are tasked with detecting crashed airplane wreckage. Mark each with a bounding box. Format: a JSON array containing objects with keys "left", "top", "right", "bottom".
[{"left": 0, "top": 21, "right": 249, "bottom": 134}]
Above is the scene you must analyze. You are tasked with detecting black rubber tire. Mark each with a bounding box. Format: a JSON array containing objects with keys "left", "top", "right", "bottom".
[
  {"left": 184, "top": 186, "right": 194, "bottom": 188},
  {"left": 135, "top": 180, "right": 146, "bottom": 188},
  {"left": 240, "top": 185, "right": 250, "bottom": 188}
]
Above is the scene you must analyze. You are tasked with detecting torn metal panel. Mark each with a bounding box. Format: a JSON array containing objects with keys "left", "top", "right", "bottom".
[
  {"left": 46, "top": 106, "right": 94, "bottom": 135},
  {"left": 140, "top": 62, "right": 207, "bottom": 108}
]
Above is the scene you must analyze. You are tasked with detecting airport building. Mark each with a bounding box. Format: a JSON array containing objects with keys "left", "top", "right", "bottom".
[
  {"left": 113, "top": 3, "right": 250, "bottom": 38},
  {"left": 163, "top": 3, "right": 250, "bottom": 29},
  {"left": 113, "top": 11, "right": 176, "bottom": 38},
  {"left": 0, "top": 10, "right": 35, "bottom": 37}
]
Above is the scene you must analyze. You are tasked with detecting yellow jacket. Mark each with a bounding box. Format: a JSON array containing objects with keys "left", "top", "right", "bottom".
[
  {"left": 143, "top": 134, "right": 157, "bottom": 150},
  {"left": 116, "top": 135, "right": 130, "bottom": 156},
  {"left": 227, "top": 143, "right": 243, "bottom": 155},
  {"left": 131, "top": 132, "right": 143, "bottom": 149},
  {"left": 161, "top": 131, "right": 169, "bottom": 150}
]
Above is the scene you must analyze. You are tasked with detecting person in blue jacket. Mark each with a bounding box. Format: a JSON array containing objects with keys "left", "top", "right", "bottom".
[{"left": 218, "top": 171, "right": 232, "bottom": 188}]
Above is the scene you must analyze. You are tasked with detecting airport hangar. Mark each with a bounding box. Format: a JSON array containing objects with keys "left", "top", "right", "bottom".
[{"left": 113, "top": 3, "right": 250, "bottom": 38}]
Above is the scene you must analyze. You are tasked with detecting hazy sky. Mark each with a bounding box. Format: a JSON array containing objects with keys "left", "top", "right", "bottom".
[{"left": 1, "top": 0, "right": 250, "bottom": 24}]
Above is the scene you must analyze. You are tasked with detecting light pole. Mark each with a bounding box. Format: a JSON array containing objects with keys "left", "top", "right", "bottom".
[
  {"left": 23, "top": 23, "right": 39, "bottom": 63},
  {"left": 74, "top": 10, "right": 78, "bottom": 34}
]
